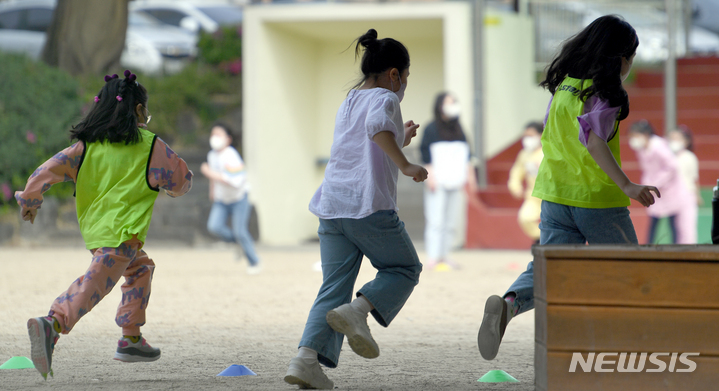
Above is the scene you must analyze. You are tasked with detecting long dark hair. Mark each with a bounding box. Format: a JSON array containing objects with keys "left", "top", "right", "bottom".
[
  {"left": 676, "top": 124, "right": 694, "bottom": 152},
  {"left": 540, "top": 15, "right": 638, "bottom": 121},
  {"left": 71, "top": 70, "right": 148, "bottom": 145},
  {"left": 433, "top": 92, "right": 464, "bottom": 141},
  {"left": 351, "top": 29, "right": 410, "bottom": 90}
]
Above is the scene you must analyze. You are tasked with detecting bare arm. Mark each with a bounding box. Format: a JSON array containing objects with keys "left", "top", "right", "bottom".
[
  {"left": 372, "top": 131, "right": 428, "bottom": 182},
  {"left": 586, "top": 131, "right": 660, "bottom": 207}
]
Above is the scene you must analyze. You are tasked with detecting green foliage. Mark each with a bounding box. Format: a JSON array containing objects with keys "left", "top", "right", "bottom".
[
  {"left": 0, "top": 52, "right": 83, "bottom": 206},
  {"left": 197, "top": 26, "right": 242, "bottom": 66},
  {"left": 136, "top": 63, "right": 241, "bottom": 145}
]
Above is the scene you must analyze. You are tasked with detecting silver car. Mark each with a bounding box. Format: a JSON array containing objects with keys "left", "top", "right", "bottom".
[{"left": 0, "top": 0, "right": 196, "bottom": 74}]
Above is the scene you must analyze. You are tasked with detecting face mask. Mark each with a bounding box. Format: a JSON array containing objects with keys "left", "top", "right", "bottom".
[
  {"left": 443, "top": 103, "right": 461, "bottom": 119},
  {"left": 210, "top": 135, "right": 228, "bottom": 151},
  {"left": 391, "top": 78, "right": 406, "bottom": 102},
  {"left": 628, "top": 136, "right": 647, "bottom": 151},
  {"left": 669, "top": 140, "right": 685, "bottom": 153},
  {"left": 522, "top": 135, "right": 541, "bottom": 151}
]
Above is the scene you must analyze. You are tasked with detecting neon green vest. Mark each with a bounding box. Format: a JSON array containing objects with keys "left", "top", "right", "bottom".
[
  {"left": 532, "top": 77, "right": 630, "bottom": 208},
  {"left": 76, "top": 128, "right": 159, "bottom": 249}
]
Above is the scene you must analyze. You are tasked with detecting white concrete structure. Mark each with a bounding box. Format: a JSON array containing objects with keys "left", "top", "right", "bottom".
[{"left": 243, "top": 3, "right": 547, "bottom": 245}]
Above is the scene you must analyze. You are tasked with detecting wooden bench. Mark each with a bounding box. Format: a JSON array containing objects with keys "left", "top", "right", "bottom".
[{"left": 534, "top": 245, "right": 719, "bottom": 390}]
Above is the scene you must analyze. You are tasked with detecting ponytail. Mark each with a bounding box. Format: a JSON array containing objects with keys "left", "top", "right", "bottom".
[{"left": 351, "top": 29, "right": 410, "bottom": 90}]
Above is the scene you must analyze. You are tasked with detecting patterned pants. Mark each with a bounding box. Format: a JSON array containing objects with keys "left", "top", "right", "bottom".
[{"left": 49, "top": 238, "right": 155, "bottom": 336}]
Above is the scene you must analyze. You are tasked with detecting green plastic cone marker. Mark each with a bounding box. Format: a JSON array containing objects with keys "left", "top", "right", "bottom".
[
  {"left": 478, "top": 370, "right": 519, "bottom": 383},
  {"left": 0, "top": 356, "right": 35, "bottom": 369}
]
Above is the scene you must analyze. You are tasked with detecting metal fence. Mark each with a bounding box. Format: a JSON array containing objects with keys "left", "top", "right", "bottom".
[{"left": 527, "top": 0, "right": 698, "bottom": 65}]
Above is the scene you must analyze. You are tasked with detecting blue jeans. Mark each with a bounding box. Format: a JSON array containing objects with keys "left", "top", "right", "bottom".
[
  {"left": 506, "top": 200, "right": 638, "bottom": 316},
  {"left": 206, "top": 195, "right": 260, "bottom": 266},
  {"left": 299, "top": 210, "right": 422, "bottom": 368}
]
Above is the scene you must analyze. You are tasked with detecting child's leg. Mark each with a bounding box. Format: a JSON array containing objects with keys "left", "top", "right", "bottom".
[
  {"left": 49, "top": 240, "right": 141, "bottom": 334},
  {"left": 206, "top": 202, "right": 234, "bottom": 242},
  {"left": 115, "top": 246, "right": 155, "bottom": 336},
  {"left": 112, "top": 246, "right": 160, "bottom": 363},
  {"left": 298, "top": 218, "right": 364, "bottom": 368},
  {"left": 230, "top": 195, "right": 260, "bottom": 266},
  {"left": 676, "top": 205, "right": 698, "bottom": 244},
  {"left": 478, "top": 201, "right": 586, "bottom": 360},
  {"left": 423, "top": 187, "right": 446, "bottom": 265},
  {"left": 505, "top": 201, "right": 587, "bottom": 315},
  {"left": 442, "top": 188, "right": 463, "bottom": 261},
  {"left": 342, "top": 210, "right": 422, "bottom": 327},
  {"left": 575, "top": 206, "right": 639, "bottom": 245},
  {"left": 667, "top": 215, "right": 678, "bottom": 244},
  {"left": 647, "top": 216, "right": 660, "bottom": 244}
]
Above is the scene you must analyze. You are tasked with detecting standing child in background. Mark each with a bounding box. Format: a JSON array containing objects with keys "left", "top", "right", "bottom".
[
  {"left": 507, "top": 121, "right": 544, "bottom": 243},
  {"left": 476, "top": 15, "right": 660, "bottom": 361},
  {"left": 668, "top": 125, "right": 700, "bottom": 242},
  {"left": 628, "top": 120, "right": 694, "bottom": 244},
  {"left": 284, "top": 29, "right": 427, "bottom": 389},
  {"left": 15, "top": 71, "right": 193, "bottom": 379},
  {"left": 200, "top": 123, "right": 261, "bottom": 274},
  {"left": 419, "top": 92, "right": 477, "bottom": 270}
]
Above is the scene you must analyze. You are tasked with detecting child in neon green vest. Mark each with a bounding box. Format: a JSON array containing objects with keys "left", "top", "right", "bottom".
[
  {"left": 477, "top": 15, "right": 660, "bottom": 361},
  {"left": 15, "top": 71, "right": 193, "bottom": 379}
]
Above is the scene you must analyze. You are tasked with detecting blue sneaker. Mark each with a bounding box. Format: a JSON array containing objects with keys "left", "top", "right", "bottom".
[{"left": 27, "top": 316, "right": 59, "bottom": 380}]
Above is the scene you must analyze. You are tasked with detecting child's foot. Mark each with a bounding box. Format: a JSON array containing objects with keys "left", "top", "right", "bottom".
[
  {"left": 477, "top": 295, "right": 510, "bottom": 360},
  {"left": 113, "top": 335, "right": 161, "bottom": 362},
  {"left": 27, "top": 316, "right": 59, "bottom": 380},
  {"left": 247, "top": 263, "right": 262, "bottom": 275},
  {"left": 326, "top": 303, "right": 379, "bottom": 359},
  {"left": 284, "top": 357, "right": 334, "bottom": 389}
]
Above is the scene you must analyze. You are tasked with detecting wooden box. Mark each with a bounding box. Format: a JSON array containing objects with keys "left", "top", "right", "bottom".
[{"left": 534, "top": 245, "right": 719, "bottom": 390}]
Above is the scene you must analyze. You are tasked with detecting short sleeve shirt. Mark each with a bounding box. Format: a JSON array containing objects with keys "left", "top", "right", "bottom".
[{"left": 309, "top": 88, "right": 404, "bottom": 219}]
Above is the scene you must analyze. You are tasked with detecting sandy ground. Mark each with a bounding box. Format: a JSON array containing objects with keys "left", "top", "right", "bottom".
[{"left": 0, "top": 245, "right": 535, "bottom": 391}]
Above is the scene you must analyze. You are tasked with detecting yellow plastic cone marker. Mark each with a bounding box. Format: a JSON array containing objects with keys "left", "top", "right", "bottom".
[
  {"left": 0, "top": 356, "right": 35, "bottom": 369},
  {"left": 478, "top": 370, "right": 519, "bottom": 383}
]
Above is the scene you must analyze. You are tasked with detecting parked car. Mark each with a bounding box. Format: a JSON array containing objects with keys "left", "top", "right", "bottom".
[
  {"left": 130, "top": 1, "right": 244, "bottom": 34},
  {"left": 0, "top": 0, "right": 196, "bottom": 74}
]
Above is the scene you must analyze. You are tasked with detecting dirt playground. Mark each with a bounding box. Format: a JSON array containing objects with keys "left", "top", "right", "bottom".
[{"left": 0, "top": 245, "right": 535, "bottom": 391}]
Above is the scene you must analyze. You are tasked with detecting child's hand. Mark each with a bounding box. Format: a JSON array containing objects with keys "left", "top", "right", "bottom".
[
  {"left": 21, "top": 207, "right": 37, "bottom": 224},
  {"left": 200, "top": 162, "right": 212, "bottom": 177},
  {"left": 623, "top": 183, "right": 661, "bottom": 207},
  {"left": 403, "top": 120, "right": 420, "bottom": 147},
  {"left": 401, "top": 163, "right": 428, "bottom": 182}
]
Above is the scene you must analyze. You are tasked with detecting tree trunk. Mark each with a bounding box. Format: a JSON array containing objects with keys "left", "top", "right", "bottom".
[{"left": 42, "top": 0, "right": 130, "bottom": 75}]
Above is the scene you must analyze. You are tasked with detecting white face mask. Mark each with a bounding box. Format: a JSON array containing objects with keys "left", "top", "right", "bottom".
[
  {"left": 669, "top": 140, "right": 685, "bottom": 153},
  {"left": 210, "top": 135, "right": 228, "bottom": 151},
  {"left": 522, "top": 135, "right": 541, "bottom": 151},
  {"left": 391, "top": 78, "right": 406, "bottom": 102},
  {"left": 443, "top": 103, "right": 461, "bottom": 119},
  {"left": 629, "top": 136, "right": 647, "bottom": 151}
]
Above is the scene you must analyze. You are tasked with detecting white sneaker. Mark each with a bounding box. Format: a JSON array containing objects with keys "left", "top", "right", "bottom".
[
  {"left": 326, "top": 304, "right": 379, "bottom": 359},
  {"left": 284, "top": 357, "right": 334, "bottom": 389},
  {"left": 247, "top": 264, "right": 262, "bottom": 275}
]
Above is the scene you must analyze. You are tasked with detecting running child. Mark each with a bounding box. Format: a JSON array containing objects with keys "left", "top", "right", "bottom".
[
  {"left": 15, "top": 70, "right": 193, "bottom": 379},
  {"left": 476, "top": 15, "right": 660, "bottom": 361},
  {"left": 284, "top": 29, "right": 427, "bottom": 389}
]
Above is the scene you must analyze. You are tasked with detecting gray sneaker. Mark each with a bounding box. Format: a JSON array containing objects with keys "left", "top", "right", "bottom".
[
  {"left": 27, "top": 316, "right": 59, "bottom": 380},
  {"left": 113, "top": 335, "right": 161, "bottom": 362},
  {"left": 326, "top": 304, "right": 379, "bottom": 359},
  {"left": 284, "top": 357, "right": 334, "bottom": 389},
  {"left": 477, "top": 295, "right": 509, "bottom": 360}
]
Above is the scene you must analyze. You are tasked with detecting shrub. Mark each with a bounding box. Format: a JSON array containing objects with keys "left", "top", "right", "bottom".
[
  {"left": 0, "top": 52, "right": 83, "bottom": 207},
  {"left": 197, "top": 26, "right": 242, "bottom": 74}
]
